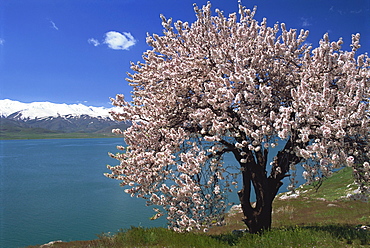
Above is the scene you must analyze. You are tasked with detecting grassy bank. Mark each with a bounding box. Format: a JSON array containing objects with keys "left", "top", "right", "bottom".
[
  {"left": 44, "top": 225, "right": 366, "bottom": 248},
  {"left": 27, "top": 168, "right": 369, "bottom": 247}
]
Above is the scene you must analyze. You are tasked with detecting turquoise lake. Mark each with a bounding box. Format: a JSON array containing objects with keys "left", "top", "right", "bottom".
[
  {"left": 0, "top": 138, "right": 297, "bottom": 247},
  {"left": 1, "top": 138, "right": 168, "bottom": 247}
]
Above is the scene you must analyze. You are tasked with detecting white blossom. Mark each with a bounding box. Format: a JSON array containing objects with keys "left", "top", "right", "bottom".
[{"left": 106, "top": 2, "right": 370, "bottom": 233}]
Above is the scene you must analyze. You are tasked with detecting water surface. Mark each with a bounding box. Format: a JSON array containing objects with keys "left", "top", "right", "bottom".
[
  {"left": 0, "top": 138, "right": 298, "bottom": 247},
  {"left": 1, "top": 138, "right": 167, "bottom": 248}
]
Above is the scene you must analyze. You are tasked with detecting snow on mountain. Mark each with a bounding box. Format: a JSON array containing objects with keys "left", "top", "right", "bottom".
[{"left": 0, "top": 99, "right": 114, "bottom": 119}]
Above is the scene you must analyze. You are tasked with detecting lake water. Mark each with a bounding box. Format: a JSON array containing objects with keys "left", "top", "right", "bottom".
[
  {"left": 0, "top": 138, "right": 298, "bottom": 248},
  {"left": 1, "top": 138, "right": 169, "bottom": 247}
]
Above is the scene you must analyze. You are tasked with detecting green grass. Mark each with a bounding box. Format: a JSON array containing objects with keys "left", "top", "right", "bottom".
[
  {"left": 95, "top": 225, "right": 369, "bottom": 247},
  {"left": 26, "top": 167, "right": 370, "bottom": 247},
  {"left": 26, "top": 225, "right": 369, "bottom": 247},
  {"left": 101, "top": 227, "right": 229, "bottom": 247},
  {"left": 297, "top": 167, "right": 358, "bottom": 201}
]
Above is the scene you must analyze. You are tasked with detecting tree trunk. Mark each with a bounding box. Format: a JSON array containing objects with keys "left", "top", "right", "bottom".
[
  {"left": 238, "top": 166, "right": 282, "bottom": 233},
  {"left": 236, "top": 138, "right": 301, "bottom": 234},
  {"left": 242, "top": 201, "right": 273, "bottom": 234}
]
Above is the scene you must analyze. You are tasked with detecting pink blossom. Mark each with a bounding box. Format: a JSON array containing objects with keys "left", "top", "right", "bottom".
[{"left": 346, "top": 156, "right": 355, "bottom": 165}]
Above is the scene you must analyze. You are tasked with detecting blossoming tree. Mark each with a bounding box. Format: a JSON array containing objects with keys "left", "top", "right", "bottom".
[{"left": 105, "top": 2, "right": 370, "bottom": 233}]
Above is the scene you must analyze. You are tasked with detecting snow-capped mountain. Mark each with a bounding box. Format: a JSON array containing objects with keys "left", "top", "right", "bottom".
[
  {"left": 0, "top": 99, "right": 128, "bottom": 134},
  {"left": 0, "top": 99, "right": 112, "bottom": 119}
]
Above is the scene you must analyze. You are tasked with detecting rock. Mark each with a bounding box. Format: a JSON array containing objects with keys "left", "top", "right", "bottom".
[
  {"left": 39, "top": 240, "right": 63, "bottom": 248},
  {"left": 279, "top": 192, "right": 300, "bottom": 200},
  {"left": 229, "top": 203, "right": 256, "bottom": 215},
  {"left": 228, "top": 204, "right": 242, "bottom": 216},
  {"left": 356, "top": 225, "right": 369, "bottom": 231},
  {"left": 327, "top": 203, "right": 338, "bottom": 207},
  {"left": 345, "top": 190, "right": 369, "bottom": 202}
]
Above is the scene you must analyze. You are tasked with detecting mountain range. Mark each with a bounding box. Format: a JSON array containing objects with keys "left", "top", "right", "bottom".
[{"left": 0, "top": 99, "right": 129, "bottom": 138}]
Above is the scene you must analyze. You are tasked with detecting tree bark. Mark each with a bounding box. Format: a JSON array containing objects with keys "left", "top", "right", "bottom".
[
  {"left": 237, "top": 138, "right": 300, "bottom": 234},
  {"left": 238, "top": 166, "right": 282, "bottom": 233}
]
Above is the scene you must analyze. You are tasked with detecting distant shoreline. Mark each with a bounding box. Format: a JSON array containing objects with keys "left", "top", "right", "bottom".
[{"left": 0, "top": 133, "right": 122, "bottom": 140}]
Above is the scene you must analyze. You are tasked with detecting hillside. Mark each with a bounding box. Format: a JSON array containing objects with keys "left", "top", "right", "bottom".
[{"left": 0, "top": 118, "right": 129, "bottom": 139}]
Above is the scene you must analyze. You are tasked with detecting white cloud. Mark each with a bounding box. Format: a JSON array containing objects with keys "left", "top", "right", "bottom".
[
  {"left": 301, "top": 18, "right": 311, "bottom": 27},
  {"left": 350, "top": 9, "right": 362, "bottom": 14},
  {"left": 88, "top": 31, "right": 136, "bottom": 50},
  {"left": 0, "top": 38, "right": 5, "bottom": 45},
  {"left": 88, "top": 38, "right": 100, "bottom": 47},
  {"left": 49, "top": 20, "right": 59, "bottom": 30},
  {"left": 104, "top": 31, "right": 136, "bottom": 50}
]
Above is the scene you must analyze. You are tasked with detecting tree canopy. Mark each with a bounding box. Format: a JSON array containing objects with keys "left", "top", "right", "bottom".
[{"left": 105, "top": 2, "right": 370, "bottom": 233}]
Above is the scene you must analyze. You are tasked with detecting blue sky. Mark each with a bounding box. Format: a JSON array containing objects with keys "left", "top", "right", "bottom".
[{"left": 0, "top": 0, "right": 369, "bottom": 107}]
